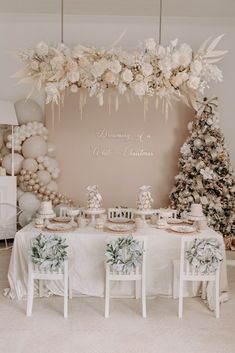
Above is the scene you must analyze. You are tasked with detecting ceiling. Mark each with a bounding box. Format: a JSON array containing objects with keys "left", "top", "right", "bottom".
[{"left": 0, "top": 0, "right": 235, "bottom": 17}]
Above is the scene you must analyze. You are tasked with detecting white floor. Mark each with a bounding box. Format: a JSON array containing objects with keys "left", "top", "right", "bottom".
[{"left": 0, "top": 247, "right": 235, "bottom": 353}]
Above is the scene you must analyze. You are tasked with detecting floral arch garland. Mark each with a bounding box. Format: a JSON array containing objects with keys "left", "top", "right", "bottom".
[{"left": 17, "top": 35, "right": 227, "bottom": 113}]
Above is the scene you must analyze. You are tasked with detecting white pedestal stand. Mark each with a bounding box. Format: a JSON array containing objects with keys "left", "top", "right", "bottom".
[
  {"left": 133, "top": 209, "right": 155, "bottom": 223},
  {"left": 84, "top": 208, "right": 106, "bottom": 226}
]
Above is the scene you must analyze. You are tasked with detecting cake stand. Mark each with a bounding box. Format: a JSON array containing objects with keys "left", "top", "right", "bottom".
[
  {"left": 133, "top": 209, "right": 155, "bottom": 222},
  {"left": 84, "top": 208, "right": 106, "bottom": 226},
  {"left": 187, "top": 213, "right": 207, "bottom": 231}
]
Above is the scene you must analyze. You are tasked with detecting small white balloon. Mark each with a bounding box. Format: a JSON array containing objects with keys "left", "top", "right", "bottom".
[
  {"left": 18, "top": 211, "right": 34, "bottom": 227},
  {"left": 22, "top": 136, "right": 47, "bottom": 158},
  {"left": 15, "top": 99, "right": 43, "bottom": 125},
  {"left": 47, "top": 180, "right": 58, "bottom": 192},
  {"left": 18, "top": 192, "right": 41, "bottom": 213},
  {"left": 37, "top": 170, "right": 51, "bottom": 185},
  {"left": 2, "top": 153, "right": 24, "bottom": 175},
  {"left": 22, "top": 158, "right": 39, "bottom": 173}
]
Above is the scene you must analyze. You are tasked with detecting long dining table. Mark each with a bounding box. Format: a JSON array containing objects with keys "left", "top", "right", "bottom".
[{"left": 6, "top": 222, "right": 228, "bottom": 310}]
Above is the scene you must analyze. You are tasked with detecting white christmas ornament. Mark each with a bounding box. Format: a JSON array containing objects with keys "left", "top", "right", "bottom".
[
  {"left": 22, "top": 135, "right": 47, "bottom": 158},
  {"left": 2, "top": 153, "right": 24, "bottom": 175},
  {"left": 15, "top": 98, "right": 43, "bottom": 125}
]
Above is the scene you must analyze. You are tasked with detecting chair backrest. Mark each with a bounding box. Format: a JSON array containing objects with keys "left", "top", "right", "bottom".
[
  {"left": 157, "top": 208, "right": 177, "bottom": 219},
  {"left": 180, "top": 235, "right": 222, "bottom": 277},
  {"left": 108, "top": 208, "right": 133, "bottom": 220},
  {"left": 106, "top": 235, "right": 147, "bottom": 274},
  {"left": 60, "top": 206, "right": 69, "bottom": 217}
]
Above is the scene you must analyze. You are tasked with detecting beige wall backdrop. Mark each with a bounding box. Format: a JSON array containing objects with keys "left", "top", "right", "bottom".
[{"left": 46, "top": 92, "right": 193, "bottom": 208}]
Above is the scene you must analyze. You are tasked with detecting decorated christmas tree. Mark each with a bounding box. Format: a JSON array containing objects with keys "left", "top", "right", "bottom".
[{"left": 170, "top": 97, "right": 235, "bottom": 249}]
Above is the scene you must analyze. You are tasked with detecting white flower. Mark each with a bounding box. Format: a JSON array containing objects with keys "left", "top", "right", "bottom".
[
  {"left": 92, "top": 59, "right": 109, "bottom": 77},
  {"left": 180, "top": 143, "right": 191, "bottom": 155},
  {"left": 45, "top": 83, "right": 60, "bottom": 104},
  {"left": 50, "top": 56, "right": 64, "bottom": 70},
  {"left": 200, "top": 167, "right": 215, "bottom": 180},
  {"left": 145, "top": 38, "right": 156, "bottom": 51},
  {"left": 159, "top": 56, "right": 172, "bottom": 76},
  {"left": 178, "top": 43, "right": 192, "bottom": 68},
  {"left": 70, "top": 84, "right": 78, "bottom": 93},
  {"left": 104, "top": 71, "right": 116, "bottom": 84},
  {"left": 135, "top": 74, "right": 144, "bottom": 82},
  {"left": 109, "top": 60, "right": 122, "bottom": 74},
  {"left": 187, "top": 76, "right": 200, "bottom": 90},
  {"left": 67, "top": 70, "right": 80, "bottom": 83},
  {"left": 171, "top": 72, "right": 188, "bottom": 87},
  {"left": 155, "top": 45, "right": 166, "bottom": 59},
  {"left": 36, "top": 41, "right": 49, "bottom": 57},
  {"left": 121, "top": 69, "right": 133, "bottom": 84},
  {"left": 141, "top": 62, "right": 153, "bottom": 77},
  {"left": 132, "top": 81, "right": 147, "bottom": 96},
  {"left": 118, "top": 82, "right": 127, "bottom": 95},
  {"left": 190, "top": 60, "right": 203, "bottom": 76},
  {"left": 30, "top": 60, "right": 39, "bottom": 70}
]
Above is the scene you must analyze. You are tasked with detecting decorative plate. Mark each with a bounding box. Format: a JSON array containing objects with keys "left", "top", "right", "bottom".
[
  {"left": 170, "top": 225, "right": 197, "bottom": 234},
  {"left": 167, "top": 219, "right": 184, "bottom": 225},
  {"left": 106, "top": 223, "right": 134, "bottom": 233},
  {"left": 108, "top": 219, "right": 134, "bottom": 224},
  {"left": 52, "top": 216, "right": 71, "bottom": 223},
  {"left": 46, "top": 223, "right": 72, "bottom": 232}
]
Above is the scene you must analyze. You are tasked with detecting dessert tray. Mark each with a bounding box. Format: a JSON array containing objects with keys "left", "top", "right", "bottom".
[
  {"left": 52, "top": 216, "right": 71, "bottom": 223},
  {"left": 170, "top": 225, "right": 197, "bottom": 234},
  {"left": 106, "top": 223, "right": 134, "bottom": 233},
  {"left": 45, "top": 223, "right": 73, "bottom": 232}
]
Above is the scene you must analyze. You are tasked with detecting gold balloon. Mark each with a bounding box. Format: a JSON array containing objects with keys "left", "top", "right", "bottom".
[
  {"left": 29, "top": 179, "right": 35, "bottom": 186},
  {"left": 24, "top": 174, "right": 30, "bottom": 181},
  {"left": 20, "top": 169, "right": 26, "bottom": 175},
  {"left": 27, "top": 185, "right": 33, "bottom": 192},
  {"left": 39, "top": 187, "right": 46, "bottom": 194},
  {"left": 45, "top": 189, "right": 50, "bottom": 196},
  {"left": 33, "top": 184, "right": 39, "bottom": 190},
  {"left": 38, "top": 194, "right": 43, "bottom": 200},
  {"left": 32, "top": 173, "right": 37, "bottom": 179},
  {"left": 19, "top": 175, "right": 24, "bottom": 182},
  {"left": 54, "top": 197, "right": 59, "bottom": 204},
  {"left": 49, "top": 194, "right": 55, "bottom": 200},
  {"left": 43, "top": 196, "right": 49, "bottom": 201}
]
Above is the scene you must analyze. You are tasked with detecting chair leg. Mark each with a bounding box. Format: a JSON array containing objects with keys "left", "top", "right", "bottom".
[
  {"left": 135, "top": 280, "right": 140, "bottom": 299},
  {"left": 215, "top": 276, "right": 220, "bottom": 319},
  {"left": 178, "top": 279, "right": 183, "bottom": 319},
  {"left": 64, "top": 276, "right": 68, "bottom": 318},
  {"left": 69, "top": 276, "right": 73, "bottom": 299},
  {"left": 27, "top": 275, "right": 34, "bottom": 317},
  {"left": 39, "top": 280, "right": 44, "bottom": 297},
  {"left": 105, "top": 273, "right": 110, "bottom": 318},
  {"left": 141, "top": 278, "right": 146, "bottom": 318},
  {"left": 201, "top": 281, "right": 207, "bottom": 300}
]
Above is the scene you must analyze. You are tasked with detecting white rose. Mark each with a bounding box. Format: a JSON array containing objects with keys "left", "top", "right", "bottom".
[
  {"left": 92, "top": 59, "right": 109, "bottom": 77},
  {"left": 132, "top": 81, "right": 147, "bottom": 96},
  {"left": 145, "top": 38, "right": 156, "bottom": 51},
  {"left": 135, "top": 74, "right": 144, "bottom": 82},
  {"left": 190, "top": 60, "right": 202, "bottom": 75},
  {"left": 104, "top": 71, "right": 116, "bottom": 84},
  {"left": 50, "top": 56, "right": 64, "bottom": 70},
  {"left": 141, "top": 63, "right": 153, "bottom": 77},
  {"left": 36, "top": 41, "right": 49, "bottom": 57},
  {"left": 121, "top": 69, "right": 133, "bottom": 84},
  {"left": 159, "top": 56, "right": 172, "bottom": 75},
  {"left": 187, "top": 76, "right": 200, "bottom": 90},
  {"left": 70, "top": 84, "right": 78, "bottom": 93},
  {"left": 155, "top": 45, "right": 166, "bottom": 59},
  {"left": 178, "top": 43, "right": 192, "bottom": 68},
  {"left": 67, "top": 71, "right": 80, "bottom": 83},
  {"left": 109, "top": 60, "right": 122, "bottom": 74}
]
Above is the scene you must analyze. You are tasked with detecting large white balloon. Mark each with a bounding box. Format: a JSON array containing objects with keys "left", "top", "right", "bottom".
[
  {"left": 47, "top": 142, "right": 57, "bottom": 157},
  {"left": 18, "top": 211, "right": 33, "bottom": 227},
  {"left": 18, "top": 192, "right": 41, "bottom": 213},
  {"left": 22, "top": 158, "right": 38, "bottom": 172},
  {"left": 15, "top": 99, "right": 43, "bottom": 125},
  {"left": 0, "top": 146, "right": 10, "bottom": 157},
  {"left": 37, "top": 170, "right": 51, "bottom": 185},
  {"left": 47, "top": 180, "right": 58, "bottom": 192},
  {"left": 17, "top": 187, "right": 24, "bottom": 200},
  {"left": 2, "top": 153, "right": 24, "bottom": 175},
  {"left": 22, "top": 136, "right": 47, "bottom": 158}
]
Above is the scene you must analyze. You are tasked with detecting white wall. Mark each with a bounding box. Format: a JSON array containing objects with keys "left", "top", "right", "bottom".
[{"left": 0, "top": 13, "right": 234, "bottom": 169}]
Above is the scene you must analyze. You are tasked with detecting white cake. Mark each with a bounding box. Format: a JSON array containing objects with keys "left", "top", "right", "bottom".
[
  {"left": 39, "top": 201, "right": 54, "bottom": 215},
  {"left": 190, "top": 203, "right": 204, "bottom": 217}
]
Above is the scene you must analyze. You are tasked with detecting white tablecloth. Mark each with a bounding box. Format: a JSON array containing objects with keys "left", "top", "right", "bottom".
[{"left": 6, "top": 224, "right": 228, "bottom": 309}]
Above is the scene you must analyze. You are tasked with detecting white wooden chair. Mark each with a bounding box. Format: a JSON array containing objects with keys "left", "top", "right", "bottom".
[
  {"left": 157, "top": 208, "right": 177, "bottom": 219},
  {"left": 59, "top": 206, "right": 69, "bottom": 217},
  {"left": 173, "top": 236, "right": 221, "bottom": 319},
  {"left": 105, "top": 236, "right": 147, "bottom": 318},
  {"left": 108, "top": 208, "right": 133, "bottom": 221},
  {"left": 27, "top": 259, "right": 69, "bottom": 318}
]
